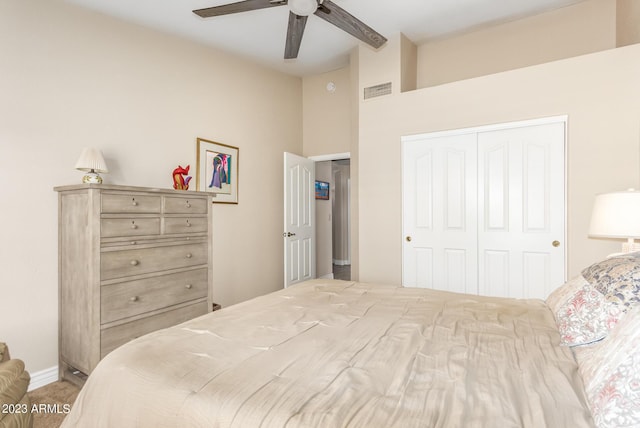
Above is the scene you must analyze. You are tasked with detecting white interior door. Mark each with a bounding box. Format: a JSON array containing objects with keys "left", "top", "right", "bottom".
[
  {"left": 402, "top": 119, "right": 565, "bottom": 299},
  {"left": 477, "top": 122, "right": 565, "bottom": 298},
  {"left": 402, "top": 133, "right": 478, "bottom": 294},
  {"left": 284, "top": 152, "right": 316, "bottom": 288}
]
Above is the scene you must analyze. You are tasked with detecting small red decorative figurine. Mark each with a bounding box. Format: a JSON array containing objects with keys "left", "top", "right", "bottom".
[{"left": 172, "top": 165, "right": 192, "bottom": 190}]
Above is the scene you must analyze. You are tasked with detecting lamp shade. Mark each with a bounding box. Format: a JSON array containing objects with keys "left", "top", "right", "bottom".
[
  {"left": 588, "top": 189, "right": 640, "bottom": 239},
  {"left": 74, "top": 148, "right": 108, "bottom": 173}
]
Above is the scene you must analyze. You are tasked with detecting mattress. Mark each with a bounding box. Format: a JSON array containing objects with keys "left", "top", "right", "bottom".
[{"left": 62, "top": 279, "right": 595, "bottom": 427}]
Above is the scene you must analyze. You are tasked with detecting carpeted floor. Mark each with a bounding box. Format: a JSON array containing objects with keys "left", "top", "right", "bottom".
[{"left": 28, "top": 381, "right": 81, "bottom": 428}]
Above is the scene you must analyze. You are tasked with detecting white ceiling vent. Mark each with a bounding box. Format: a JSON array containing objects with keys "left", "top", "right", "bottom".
[{"left": 363, "top": 82, "right": 392, "bottom": 100}]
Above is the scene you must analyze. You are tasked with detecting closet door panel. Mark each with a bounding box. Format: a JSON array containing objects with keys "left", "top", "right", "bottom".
[
  {"left": 478, "top": 122, "right": 564, "bottom": 299},
  {"left": 482, "top": 250, "right": 509, "bottom": 297},
  {"left": 484, "top": 143, "right": 509, "bottom": 231},
  {"left": 402, "top": 134, "right": 478, "bottom": 294}
]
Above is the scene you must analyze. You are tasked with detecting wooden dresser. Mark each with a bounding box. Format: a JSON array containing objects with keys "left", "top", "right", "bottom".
[{"left": 55, "top": 184, "right": 213, "bottom": 385}]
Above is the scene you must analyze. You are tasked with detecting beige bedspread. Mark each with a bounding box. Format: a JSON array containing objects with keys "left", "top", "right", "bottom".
[{"left": 62, "top": 280, "right": 594, "bottom": 427}]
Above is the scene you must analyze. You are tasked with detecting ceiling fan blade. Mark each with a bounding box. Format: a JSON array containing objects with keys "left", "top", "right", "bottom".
[
  {"left": 284, "top": 12, "right": 308, "bottom": 59},
  {"left": 314, "top": 0, "right": 387, "bottom": 49},
  {"left": 193, "top": 0, "right": 286, "bottom": 18}
]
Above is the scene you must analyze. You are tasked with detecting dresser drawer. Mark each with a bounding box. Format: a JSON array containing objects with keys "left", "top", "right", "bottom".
[
  {"left": 164, "top": 196, "right": 208, "bottom": 214},
  {"left": 101, "top": 243, "right": 207, "bottom": 280},
  {"left": 100, "top": 301, "right": 208, "bottom": 358},
  {"left": 164, "top": 217, "right": 208, "bottom": 234},
  {"left": 101, "top": 218, "right": 161, "bottom": 238},
  {"left": 102, "top": 193, "right": 161, "bottom": 214},
  {"left": 101, "top": 268, "right": 208, "bottom": 323}
]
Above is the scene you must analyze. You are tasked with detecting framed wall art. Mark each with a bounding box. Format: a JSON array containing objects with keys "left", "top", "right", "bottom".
[
  {"left": 315, "top": 180, "right": 329, "bottom": 200},
  {"left": 196, "top": 137, "right": 239, "bottom": 204}
]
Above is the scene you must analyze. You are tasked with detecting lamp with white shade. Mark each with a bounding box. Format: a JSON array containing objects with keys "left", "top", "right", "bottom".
[
  {"left": 75, "top": 148, "right": 109, "bottom": 184},
  {"left": 588, "top": 188, "right": 640, "bottom": 254}
]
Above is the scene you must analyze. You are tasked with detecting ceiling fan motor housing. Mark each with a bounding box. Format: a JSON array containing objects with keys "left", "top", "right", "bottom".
[{"left": 289, "top": 0, "right": 318, "bottom": 16}]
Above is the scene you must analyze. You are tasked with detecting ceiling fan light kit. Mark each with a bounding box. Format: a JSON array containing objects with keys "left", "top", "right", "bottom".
[
  {"left": 193, "top": 0, "right": 387, "bottom": 59},
  {"left": 288, "top": 0, "right": 318, "bottom": 16}
]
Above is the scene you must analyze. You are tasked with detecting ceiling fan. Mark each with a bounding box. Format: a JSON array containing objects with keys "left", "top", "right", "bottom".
[{"left": 193, "top": 0, "right": 387, "bottom": 59}]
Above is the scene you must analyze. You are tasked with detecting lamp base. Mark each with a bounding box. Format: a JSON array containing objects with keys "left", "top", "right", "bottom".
[
  {"left": 622, "top": 240, "right": 640, "bottom": 254},
  {"left": 82, "top": 172, "right": 103, "bottom": 184}
]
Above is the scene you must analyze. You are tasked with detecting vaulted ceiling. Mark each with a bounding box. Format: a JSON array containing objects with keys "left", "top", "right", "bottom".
[{"left": 66, "top": 0, "right": 589, "bottom": 76}]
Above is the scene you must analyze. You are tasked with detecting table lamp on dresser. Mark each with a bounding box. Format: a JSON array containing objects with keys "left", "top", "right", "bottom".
[{"left": 75, "top": 147, "right": 108, "bottom": 184}]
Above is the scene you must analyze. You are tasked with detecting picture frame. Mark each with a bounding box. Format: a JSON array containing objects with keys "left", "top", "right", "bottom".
[
  {"left": 196, "top": 137, "right": 239, "bottom": 204},
  {"left": 315, "top": 180, "right": 329, "bottom": 200}
]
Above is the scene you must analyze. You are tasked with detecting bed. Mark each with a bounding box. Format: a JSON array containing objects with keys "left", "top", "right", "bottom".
[{"left": 62, "top": 254, "right": 640, "bottom": 428}]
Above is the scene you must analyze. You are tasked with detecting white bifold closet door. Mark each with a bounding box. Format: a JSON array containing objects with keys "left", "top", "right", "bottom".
[
  {"left": 402, "top": 132, "right": 479, "bottom": 294},
  {"left": 402, "top": 120, "right": 565, "bottom": 299}
]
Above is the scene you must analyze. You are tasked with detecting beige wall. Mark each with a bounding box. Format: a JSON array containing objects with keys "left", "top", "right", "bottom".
[
  {"left": 302, "top": 68, "right": 352, "bottom": 157},
  {"left": 417, "top": 0, "right": 616, "bottom": 88},
  {"left": 617, "top": 0, "right": 640, "bottom": 46},
  {"left": 0, "top": 0, "right": 302, "bottom": 374},
  {"left": 357, "top": 43, "right": 640, "bottom": 286}
]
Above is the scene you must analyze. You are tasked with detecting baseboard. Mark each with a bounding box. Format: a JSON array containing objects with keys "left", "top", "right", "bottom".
[
  {"left": 28, "top": 366, "right": 58, "bottom": 391},
  {"left": 318, "top": 272, "right": 334, "bottom": 279}
]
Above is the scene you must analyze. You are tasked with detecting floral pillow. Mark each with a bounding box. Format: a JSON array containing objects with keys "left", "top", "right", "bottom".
[
  {"left": 546, "top": 274, "right": 588, "bottom": 314},
  {"left": 573, "top": 306, "right": 640, "bottom": 428},
  {"left": 554, "top": 284, "right": 624, "bottom": 346},
  {"left": 581, "top": 252, "right": 640, "bottom": 309}
]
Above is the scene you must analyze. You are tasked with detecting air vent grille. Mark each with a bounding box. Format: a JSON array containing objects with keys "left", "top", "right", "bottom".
[{"left": 363, "top": 82, "right": 392, "bottom": 99}]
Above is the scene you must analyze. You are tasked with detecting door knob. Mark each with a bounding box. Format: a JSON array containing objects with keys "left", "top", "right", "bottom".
[
  {"left": 552, "top": 240, "right": 560, "bottom": 247},
  {"left": 283, "top": 232, "right": 297, "bottom": 237},
  {"left": 406, "top": 236, "right": 412, "bottom": 242}
]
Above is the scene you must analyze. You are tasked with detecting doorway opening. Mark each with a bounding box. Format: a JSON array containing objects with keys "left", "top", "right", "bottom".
[
  {"left": 312, "top": 154, "right": 350, "bottom": 281},
  {"left": 331, "top": 159, "right": 350, "bottom": 280}
]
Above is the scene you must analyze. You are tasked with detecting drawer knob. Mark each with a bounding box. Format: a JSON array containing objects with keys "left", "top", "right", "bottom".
[
  {"left": 186, "top": 253, "right": 192, "bottom": 259},
  {"left": 132, "top": 200, "right": 138, "bottom": 206},
  {"left": 130, "top": 241, "right": 137, "bottom": 245},
  {"left": 186, "top": 202, "right": 191, "bottom": 208},
  {"left": 186, "top": 221, "right": 192, "bottom": 227},
  {"left": 131, "top": 223, "right": 138, "bottom": 229},
  {"left": 130, "top": 260, "right": 139, "bottom": 266},
  {"left": 185, "top": 284, "right": 193, "bottom": 289},
  {"left": 130, "top": 296, "right": 139, "bottom": 302}
]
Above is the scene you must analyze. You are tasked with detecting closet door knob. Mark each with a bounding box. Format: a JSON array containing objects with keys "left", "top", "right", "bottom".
[
  {"left": 406, "top": 236, "right": 412, "bottom": 242},
  {"left": 552, "top": 240, "right": 560, "bottom": 247}
]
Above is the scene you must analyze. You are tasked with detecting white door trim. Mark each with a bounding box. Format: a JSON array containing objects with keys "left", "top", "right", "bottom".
[
  {"left": 402, "top": 116, "right": 568, "bottom": 143},
  {"left": 309, "top": 152, "right": 351, "bottom": 161}
]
